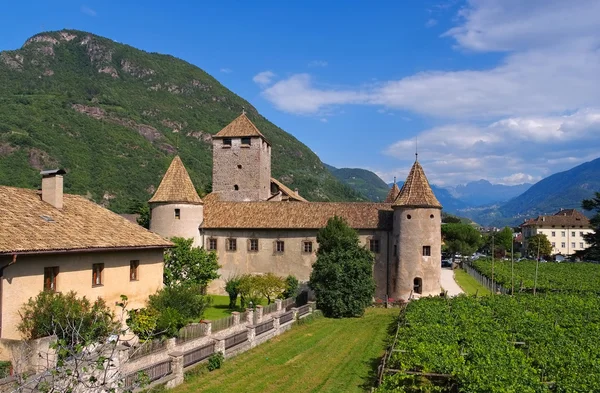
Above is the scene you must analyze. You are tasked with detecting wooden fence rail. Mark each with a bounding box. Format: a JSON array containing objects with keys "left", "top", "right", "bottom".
[
  {"left": 255, "top": 319, "right": 274, "bottom": 336},
  {"left": 279, "top": 311, "right": 294, "bottom": 324},
  {"left": 128, "top": 339, "right": 168, "bottom": 361},
  {"left": 212, "top": 315, "right": 236, "bottom": 333},
  {"left": 124, "top": 359, "right": 172, "bottom": 389},
  {"left": 183, "top": 342, "right": 215, "bottom": 368},
  {"left": 297, "top": 304, "right": 310, "bottom": 317},
  {"left": 225, "top": 331, "right": 248, "bottom": 350}
]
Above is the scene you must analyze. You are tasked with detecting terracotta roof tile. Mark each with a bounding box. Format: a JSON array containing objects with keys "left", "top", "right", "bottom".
[
  {"left": 393, "top": 161, "right": 442, "bottom": 208},
  {"left": 270, "top": 178, "right": 308, "bottom": 202},
  {"left": 0, "top": 186, "right": 171, "bottom": 254},
  {"left": 213, "top": 113, "right": 268, "bottom": 142},
  {"left": 522, "top": 209, "right": 591, "bottom": 228},
  {"left": 149, "top": 156, "right": 203, "bottom": 204},
  {"left": 385, "top": 183, "right": 400, "bottom": 203},
  {"left": 203, "top": 200, "right": 393, "bottom": 230}
]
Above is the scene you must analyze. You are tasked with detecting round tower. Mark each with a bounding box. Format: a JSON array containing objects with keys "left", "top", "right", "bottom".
[
  {"left": 149, "top": 156, "right": 204, "bottom": 247},
  {"left": 391, "top": 160, "right": 442, "bottom": 300}
]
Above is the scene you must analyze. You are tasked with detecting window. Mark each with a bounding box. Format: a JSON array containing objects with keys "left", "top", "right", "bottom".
[
  {"left": 551, "top": 242, "right": 556, "bottom": 247},
  {"left": 237, "top": 164, "right": 242, "bottom": 169},
  {"left": 561, "top": 242, "right": 566, "bottom": 248},
  {"left": 571, "top": 242, "right": 575, "bottom": 248},
  {"left": 430, "top": 214, "right": 434, "bottom": 219},
  {"left": 92, "top": 263, "right": 104, "bottom": 286},
  {"left": 44, "top": 267, "right": 59, "bottom": 291},
  {"left": 580, "top": 242, "right": 584, "bottom": 248},
  {"left": 241, "top": 137, "right": 251, "bottom": 146},
  {"left": 234, "top": 185, "right": 239, "bottom": 191},
  {"left": 413, "top": 277, "right": 423, "bottom": 294},
  {"left": 303, "top": 241, "right": 313, "bottom": 253},
  {"left": 226, "top": 238, "right": 237, "bottom": 252},
  {"left": 551, "top": 231, "right": 556, "bottom": 237},
  {"left": 248, "top": 238, "right": 259, "bottom": 252},
  {"left": 580, "top": 231, "right": 584, "bottom": 237},
  {"left": 130, "top": 260, "right": 139, "bottom": 281},
  {"left": 208, "top": 238, "right": 217, "bottom": 251},
  {"left": 406, "top": 214, "right": 412, "bottom": 219},
  {"left": 571, "top": 231, "right": 576, "bottom": 237},
  {"left": 561, "top": 231, "right": 566, "bottom": 237},
  {"left": 393, "top": 244, "right": 397, "bottom": 256},
  {"left": 275, "top": 240, "right": 285, "bottom": 253},
  {"left": 223, "top": 138, "right": 232, "bottom": 147},
  {"left": 423, "top": 246, "right": 431, "bottom": 256},
  {"left": 174, "top": 208, "right": 181, "bottom": 220},
  {"left": 369, "top": 239, "right": 380, "bottom": 253}
]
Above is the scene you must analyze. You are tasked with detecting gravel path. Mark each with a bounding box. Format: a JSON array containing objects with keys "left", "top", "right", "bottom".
[{"left": 441, "top": 267, "right": 464, "bottom": 296}]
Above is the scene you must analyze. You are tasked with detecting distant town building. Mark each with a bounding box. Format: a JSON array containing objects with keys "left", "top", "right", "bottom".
[
  {"left": 149, "top": 113, "right": 443, "bottom": 301},
  {"left": 521, "top": 209, "right": 592, "bottom": 256}
]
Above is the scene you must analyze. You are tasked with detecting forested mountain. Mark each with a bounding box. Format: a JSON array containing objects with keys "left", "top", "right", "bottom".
[
  {"left": 326, "top": 165, "right": 390, "bottom": 201},
  {"left": 0, "top": 30, "right": 364, "bottom": 212},
  {"left": 447, "top": 180, "right": 532, "bottom": 207}
]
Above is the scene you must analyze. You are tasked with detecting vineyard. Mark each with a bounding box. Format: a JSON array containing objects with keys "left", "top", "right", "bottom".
[
  {"left": 470, "top": 258, "right": 600, "bottom": 293},
  {"left": 376, "top": 294, "right": 600, "bottom": 392}
]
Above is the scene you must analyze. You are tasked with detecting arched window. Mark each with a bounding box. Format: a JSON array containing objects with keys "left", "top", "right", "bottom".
[{"left": 413, "top": 277, "right": 423, "bottom": 294}]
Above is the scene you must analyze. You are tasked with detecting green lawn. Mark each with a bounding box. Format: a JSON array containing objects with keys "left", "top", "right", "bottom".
[
  {"left": 203, "top": 295, "right": 269, "bottom": 321},
  {"left": 454, "top": 269, "right": 491, "bottom": 296},
  {"left": 172, "top": 308, "right": 397, "bottom": 393}
]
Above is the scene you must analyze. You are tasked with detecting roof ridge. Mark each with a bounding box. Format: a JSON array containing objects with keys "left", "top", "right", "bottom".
[
  {"left": 213, "top": 112, "right": 269, "bottom": 142},
  {"left": 149, "top": 156, "right": 203, "bottom": 204}
]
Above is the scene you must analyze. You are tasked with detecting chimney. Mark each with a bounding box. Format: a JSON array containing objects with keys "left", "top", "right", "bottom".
[
  {"left": 41, "top": 169, "right": 66, "bottom": 209},
  {"left": 294, "top": 188, "right": 299, "bottom": 195}
]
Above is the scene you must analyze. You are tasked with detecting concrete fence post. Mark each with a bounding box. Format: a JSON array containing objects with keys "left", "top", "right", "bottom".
[
  {"left": 166, "top": 351, "right": 184, "bottom": 389},
  {"left": 166, "top": 337, "right": 177, "bottom": 352},
  {"left": 202, "top": 320, "right": 212, "bottom": 336},
  {"left": 247, "top": 326, "right": 256, "bottom": 348},
  {"left": 273, "top": 315, "right": 281, "bottom": 335},
  {"left": 307, "top": 301, "right": 316, "bottom": 313},
  {"left": 214, "top": 338, "right": 225, "bottom": 355},
  {"left": 232, "top": 311, "right": 240, "bottom": 326},
  {"left": 255, "top": 305, "right": 263, "bottom": 323},
  {"left": 275, "top": 299, "right": 282, "bottom": 313},
  {"left": 291, "top": 307, "right": 299, "bottom": 321},
  {"left": 245, "top": 308, "right": 254, "bottom": 325}
]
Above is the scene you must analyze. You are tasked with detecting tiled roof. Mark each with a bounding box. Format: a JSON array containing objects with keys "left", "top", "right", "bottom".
[
  {"left": 149, "top": 156, "right": 203, "bottom": 204},
  {"left": 213, "top": 113, "right": 267, "bottom": 141},
  {"left": 393, "top": 161, "right": 442, "bottom": 208},
  {"left": 0, "top": 186, "right": 171, "bottom": 255},
  {"left": 270, "top": 178, "right": 308, "bottom": 202},
  {"left": 385, "top": 183, "right": 400, "bottom": 203},
  {"left": 203, "top": 200, "right": 393, "bottom": 230},
  {"left": 522, "top": 209, "right": 591, "bottom": 228}
]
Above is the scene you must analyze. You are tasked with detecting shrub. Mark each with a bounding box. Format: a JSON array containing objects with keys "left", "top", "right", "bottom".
[
  {"left": 164, "top": 237, "right": 220, "bottom": 288},
  {"left": 155, "top": 307, "right": 185, "bottom": 337},
  {"left": 147, "top": 284, "right": 211, "bottom": 323},
  {"left": 238, "top": 275, "right": 263, "bottom": 308},
  {"left": 18, "top": 290, "right": 118, "bottom": 346},
  {"left": 224, "top": 275, "right": 241, "bottom": 309},
  {"left": 127, "top": 307, "right": 159, "bottom": 340},
  {"left": 257, "top": 273, "right": 286, "bottom": 304},
  {"left": 207, "top": 352, "right": 224, "bottom": 371},
  {"left": 282, "top": 275, "right": 299, "bottom": 299}
]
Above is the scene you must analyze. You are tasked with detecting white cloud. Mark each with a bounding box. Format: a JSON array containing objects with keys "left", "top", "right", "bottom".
[
  {"left": 80, "top": 5, "right": 97, "bottom": 17},
  {"left": 425, "top": 19, "right": 438, "bottom": 28},
  {"left": 308, "top": 60, "right": 328, "bottom": 68},
  {"left": 252, "top": 71, "right": 276, "bottom": 87},
  {"left": 320, "top": 118, "right": 328, "bottom": 123},
  {"left": 220, "top": 68, "right": 232, "bottom": 74}
]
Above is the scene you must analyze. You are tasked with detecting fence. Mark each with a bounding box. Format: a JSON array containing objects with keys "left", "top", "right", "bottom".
[
  {"left": 129, "top": 339, "right": 168, "bottom": 361},
  {"left": 282, "top": 297, "right": 295, "bottom": 311},
  {"left": 255, "top": 319, "right": 274, "bottom": 336},
  {"left": 463, "top": 263, "right": 510, "bottom": 294},
  {"left": 225, "top": 331, "right": 248, "bottom": 350},
  {"left": 297, "top": 304, "right": 310, "bottom": 317},
  {"left": 183, "top": 342, "right": 215, "bottom": 368},
  {"left": 279, "top": 311, "right": 294, "bottom": 324},
  {"left": 262, "top": 302, "right": 278, "bottom": 315},
  {"left": 211, "top": 315, "right": 236, "bottom": 333},
  {"left": 124, "top": 359, "right": 172, "bottom": 389},
  {"left": 176, "top": 323, "right": 207, "bottom": 344}
]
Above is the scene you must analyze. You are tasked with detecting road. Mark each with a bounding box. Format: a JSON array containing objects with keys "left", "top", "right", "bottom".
[{"left": 440, "top": 267, "right": 464, "bottom": 296}]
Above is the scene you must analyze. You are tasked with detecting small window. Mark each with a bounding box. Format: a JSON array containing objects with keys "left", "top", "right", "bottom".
[
  {"left": 92, "top": 263, "right": 104, "bottom": 286},
  {"left": 561, "top": 231, "right": 566, "bottom": 237},
  {"left": 44, "top": 267, "right": 59, "bottom": 291},
  {"left": 430, "top": 214, "right": 434, "bottom": 219},
  {"left": 130, "top": 260, "right": 139, "bottom": 281},
  {"left": 551, "top": 231, "right": 555, "bottom": 237},
  {"left": 571, "top": 231, "right": 576, "bottom": 237},
  {"left": 234, "top": 185, "right": 239, "bottom": 191},
  {"left": 275, "top": 240, "right": 285, "bottom": 253},
  {"left": 226, "top": 238, "right": 237, "bottom": 252},
  {"left": 423, "top": 246, "right": 431, "bottom": 256},
  {"left": 241, "top": 137, "right": 251, "bottom": 146},
  {"left": 248, "top": 238, "right": 259, "bottom": 252},
  {"left": 303, "top": 241, "right": 313, "bottom": 253},
  {"left": 174, "top": 209, "right": 181, "bottom": 220},
  {"left": 413, "top": 277, "right": 423, "bottom": 294},
  {"left": 208, "top": 238, "right": 217, "bottom": 251},
  {"left": 237, "top": 164, "right": 242, "bottom": 169},
  {"left": 223, "top": 138, "right": 232, "bottom": 147},
  {"left": 407, "top": 214, "right": 412, "bottom": 219},
  {"left": 561, "top": 242, "right": 566, "bottom": 248},
  {"left": 571, "top": 242, "right": 575, "bottom": 248},
  {"left": 580, "top": 242, "right": 584, "bottom": 248},
  {"left": 393, "top": 244, "right": 397, "bottom": 256},
  {"left": 369, "top": 239, "right": 380, "bottom": 253},
  {"left": 580, "top": 231, "right": 584, "bottom": 237},
  {"left": 551, "top": 242, "right": 556, "bottom": 247}
]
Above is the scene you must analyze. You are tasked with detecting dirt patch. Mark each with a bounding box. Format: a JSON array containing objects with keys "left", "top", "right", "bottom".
[
  {"left": 28, "top": 148, "right": 57, "bottom": 170},
  {"left": 98, "top": 66, "right": 119, "bottom": 78},
  {"left": 0, "top": 143, "right": 18, "bottom": 156}
]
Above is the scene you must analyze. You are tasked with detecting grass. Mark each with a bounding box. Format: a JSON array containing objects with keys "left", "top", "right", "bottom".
[
  {"left": 172, "top": 307, "right": 398, "bottom": 393},
  {"left": 203, "top": 295, "right": 268, "bottom": 321},
  {"left": 454, "top": 269, "right": 491, "bottom": 296}
]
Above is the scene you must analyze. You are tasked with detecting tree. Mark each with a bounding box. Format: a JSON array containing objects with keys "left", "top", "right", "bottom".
[
  {"left": 580, "top": 192, "right": 600, "bottom": 261},
  {"left": 282, "top": 275, "right": 299, "bottom": 299},
  {"left": 309, "top": 216, "right": 375, "bottom": 318},
  {"left": 136, "top": 204, "right": 150, "bottom": 229},
  {"left": 238, "top": 275, "right": 263, "bottom": 308},
  {"left": 495, "top": 227, "right": 514, "bottom": 256},
  {"left": 527, "top": 234, "right": 552, "bottom": 258},
  {"left": 164, "top": 237, "right": 220, "bottom": 288},
  {"left": 441, "top": 223, "right": 483, "bottom": 257},
  {"left": 257, "top": 273, "right": 286, "bottom": 304},
  {"left": 224, "top": 275, "right": 241, "bottom": 309}
]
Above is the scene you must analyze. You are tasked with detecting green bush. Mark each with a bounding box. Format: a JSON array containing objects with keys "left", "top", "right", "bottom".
[
  {"left": 155, "top": 307, "right": 185, "bottom": 338},
  {"left": 147, "top": 284, "right": 211, "bottom": 322},
  {"left": 0, "top": 361, "right": 11, "bottom": 378},
  {"left": 207, "top": 352, "right": 224, "bottom": 371},
  {"left": 224, "top": 275, "right": 241, "bottom": 309},
  {"left": 282, "top": 275, "right": 299, "bottom": 299},
  {"left": 126, "top": 307, "right": 159, "bottom": 340}
]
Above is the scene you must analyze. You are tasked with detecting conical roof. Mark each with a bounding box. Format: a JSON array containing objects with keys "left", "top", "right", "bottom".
[
  {"left": 213, "top": 112, "right": 269, "bottom": 143},
  {"left": 149, "top": 156, "right": 203, "bottom": 204},
  {"left": 393, "top": 161, "right": 441, "bottom": 208},
  {"left": 385, "top": 181, "right": 400, "bottom": 203}
]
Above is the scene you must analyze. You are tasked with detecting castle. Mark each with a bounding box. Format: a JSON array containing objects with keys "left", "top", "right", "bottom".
[{"left": 148, "top": 113, "right": 442, "bottom": 300}]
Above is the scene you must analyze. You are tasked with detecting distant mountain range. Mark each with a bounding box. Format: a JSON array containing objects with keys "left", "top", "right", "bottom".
[{"left": 327, "top": 158, "right": 600, "bottom": 227}]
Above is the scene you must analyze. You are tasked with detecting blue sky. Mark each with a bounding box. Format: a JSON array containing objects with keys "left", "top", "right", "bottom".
[{"left": 2, "top": 0, "right": 600, "bottom": 187}]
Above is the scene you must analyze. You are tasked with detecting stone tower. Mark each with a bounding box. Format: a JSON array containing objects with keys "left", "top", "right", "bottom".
[
  {"left": 391, "top": 160, "right": 442, "bottom": 300},
  {"left": 212, "top": 113, "right": 271, "bottom": 201},
  {"left": 149, "top": 156, "right": 204, "bottom": 246}
]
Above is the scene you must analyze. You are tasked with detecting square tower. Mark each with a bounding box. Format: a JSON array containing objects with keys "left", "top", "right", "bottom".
[{"left": 212, "top": 113, "right": 272, "bottom": 201}]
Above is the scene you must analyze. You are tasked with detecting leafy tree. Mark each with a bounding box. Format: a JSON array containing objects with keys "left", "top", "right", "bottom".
[
  {"left": 136, "top": 204, "right": 150, "bottom": 229},
  {"left": 147, "top": 284, "right": 210, "bottom": 323},
  {"left": 164, "top": 237, "right": 220, "bottom": 288},
  {"left": 257, "top": 273, "right": 286, "bottom": 304},
  {"left": 310, "top": 216, "right": 375, "bottom": 318},
  {"left": 282, "top": 275, "right": 299, "bottom": 299},
  {"left": 238, "top": 275, "right": 263, "bottom": 308},
  {"left": 492, "top": 226, "right": 514, "bottom": 256},
  {"left": 527, "top": 234, "right": 552, "bottom": 258},
  {"left": 441, "top": 223, "right": 483, "bottom": 257},
  {"left": 580, "top": 192, "right": 600, "bottom": 261},
  {"left": 224, "top": 275, "right": 241, "bottom": 309},
  {"left": 442, "top": 213, "right": 462, "bottom": 224}
]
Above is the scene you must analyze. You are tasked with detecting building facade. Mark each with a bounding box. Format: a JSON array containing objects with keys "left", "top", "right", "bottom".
[
  {"left": 521, "top": 209, "right": 593, "bottom": 256},
  {"left": 149, "top": 113, "right": 442, "bottom": 301}
]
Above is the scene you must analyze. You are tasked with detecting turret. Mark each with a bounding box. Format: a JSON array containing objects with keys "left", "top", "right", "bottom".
[
  {"left": 390, "top": 160, "right": 442, "bottom": 300},
  {"left": 149, "top": 156, "right": 204, "bottom": 247},
  {"left": 211, "top": 112, "right": 272, "bottom": 201}
]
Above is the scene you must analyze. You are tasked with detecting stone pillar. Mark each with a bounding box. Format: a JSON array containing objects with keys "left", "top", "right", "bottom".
[
  {"left": 273, "top": 315, "right": 281, "bottom": 335},
  {"left": 202, "top": 320, "right": 212, "bottom": 336},
  {"left": 255, "top": 305, "right": 263, "bottom": 323},
  {"left": 275, "top": 299, "right": 282, "bottom": 312},
  {"left": 232, "top": 312, "right": 240, "bottom": 325},
  {"left": 166, "top": 337, "right": 177, "bottom": 352},
  {"left": 215, "top": 338, "right": 225, "bottom": 355},
  {"left": 307, "top": 301, "right": 316, "bottom": 313},
  {"left": 291, "top": 307, "right": 299, "bottom": 321},
  {"left": 245, "top": 308, "right": 254, "bottom": 325},
  {"left": 166, "top": 351, "right": 184, "bottom": 389},
  {"left": 247, "top": 326, "right": 256, "bottom": 348}
]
